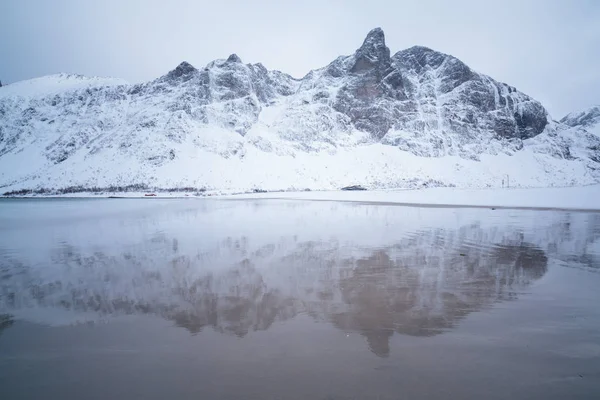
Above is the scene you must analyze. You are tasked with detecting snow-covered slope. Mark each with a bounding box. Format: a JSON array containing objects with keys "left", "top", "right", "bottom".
[
  {"left": 561, "top": 105, "right": 600, "bottom": 137},
  {"left": 0, "top": 73, "right": 127, "bottom": 100},
  {"left": 0, "top": 28, "right": 599, "bottom": 194}
]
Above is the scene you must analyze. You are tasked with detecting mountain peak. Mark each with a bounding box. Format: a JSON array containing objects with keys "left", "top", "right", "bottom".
[
  {"left": 561, "top": 105, "right": 600, "bottom": 125},
  {"left": 561, "top": 105, "right": 600, "bottom": 137},
  {"left": 364, "top": 27, "right": 384, "bottom": 41},
  {"left": 167, "top": 61, "right": 197, "bottom": 80},
  {"left": 227, "top": 54, "right": 242, "bottom": 63},
  {"left": 351, "top": 28, "right": 390, "bottom": 73},
  {"left": 359, "top": 28, "right": 386, "bottom": 54}
]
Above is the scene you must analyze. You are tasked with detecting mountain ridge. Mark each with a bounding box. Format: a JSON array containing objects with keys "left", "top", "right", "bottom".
[
  {"left": 0, "top": 28, "right": 599, "bottom": 194},
  {"left": 561, "top": 105, "right": 600, "bottom": 137}
]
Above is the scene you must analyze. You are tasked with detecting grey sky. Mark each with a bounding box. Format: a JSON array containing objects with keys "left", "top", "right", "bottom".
[{"left": 2, "top": 0, "right": 598, "bottom": 118}]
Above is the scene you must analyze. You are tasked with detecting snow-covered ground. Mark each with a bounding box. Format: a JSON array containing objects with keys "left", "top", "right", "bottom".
[
  {"left": 220, "top": 185, "right": 600, "bottom": 211},
  {"left": 1, "top": 136, "right": 598, "bottom": 195},
  {"left": 4, "top": 185, "right": 599, "bottom": 211}
]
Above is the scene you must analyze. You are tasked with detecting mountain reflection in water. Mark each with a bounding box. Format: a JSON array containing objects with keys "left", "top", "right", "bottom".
[{"left": 0, "top": 209, "right": 552, "bottom": 357}]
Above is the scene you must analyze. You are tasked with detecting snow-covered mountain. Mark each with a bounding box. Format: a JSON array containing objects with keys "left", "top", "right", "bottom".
[
  {"left": 1, "top": 28, "right": 599, "bottom": 194},
  {"left": 561, "top": 105, "right": 600, "bottom": 137}
]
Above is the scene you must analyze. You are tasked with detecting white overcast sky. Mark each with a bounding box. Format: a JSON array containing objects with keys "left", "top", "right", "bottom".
[{"left": 1, "top": 0, "right": 598, "bottom": 118}]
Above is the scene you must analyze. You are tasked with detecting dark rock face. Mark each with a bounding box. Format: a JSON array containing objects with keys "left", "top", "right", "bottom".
[
  {"left": 514, "top": 104, "right": 549, "bottom": 139},
  {"left": 296, "top": 28, "right": 548, "bottom": 151},
  {"left": 341, "top": 185, "right": 367, "bottom": 191},
  {"left": 226, "top": 54, "right": 242, "bottom": 63},
  {"left": 166, "top": 61, "right": 197, "bottom": 81},
  {"left": 350, "top": 28, "right": 390, "bottom": 74},
  {"left": 327, "top": 28, "right": 406, "bottom": 139},
  {"left": 390, "top": 46, "right": 548, "bottom": 143}
]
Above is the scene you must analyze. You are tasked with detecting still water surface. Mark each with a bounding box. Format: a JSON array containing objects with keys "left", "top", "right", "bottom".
[{"left": 1, "top": 198, "right": 600, "bottom": 399}]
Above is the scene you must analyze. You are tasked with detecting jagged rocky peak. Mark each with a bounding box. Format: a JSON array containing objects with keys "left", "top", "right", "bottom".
[
  {"left": 561, "top": 106, "right": 600, "bottom": 128},
  {"left": 316, "top": 28, "right": 405, "bottom": 139},
  {"left": 166, "top": 61, "right": 198, "bottom": 80},
  {"left": 226, "top": 53, "right": 242, "bottom": 63},
  {"left": 393, "top": 46, "right": 474, "bottom": 92},
  {"left": 351, "top": 27, "right": 391, "bottom": 73},
  {"left": 387, "top": 42, "right": 550, "bottom": 142}
]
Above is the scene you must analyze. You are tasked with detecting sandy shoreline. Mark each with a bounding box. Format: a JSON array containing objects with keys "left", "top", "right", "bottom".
[{"left": 2, "top": 185, "right": 600, "bottom": 212}]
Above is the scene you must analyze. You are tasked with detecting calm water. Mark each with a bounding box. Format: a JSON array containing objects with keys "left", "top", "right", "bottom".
[{"left": 1, "top": 198, "right": 600, "bottom": 399}]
